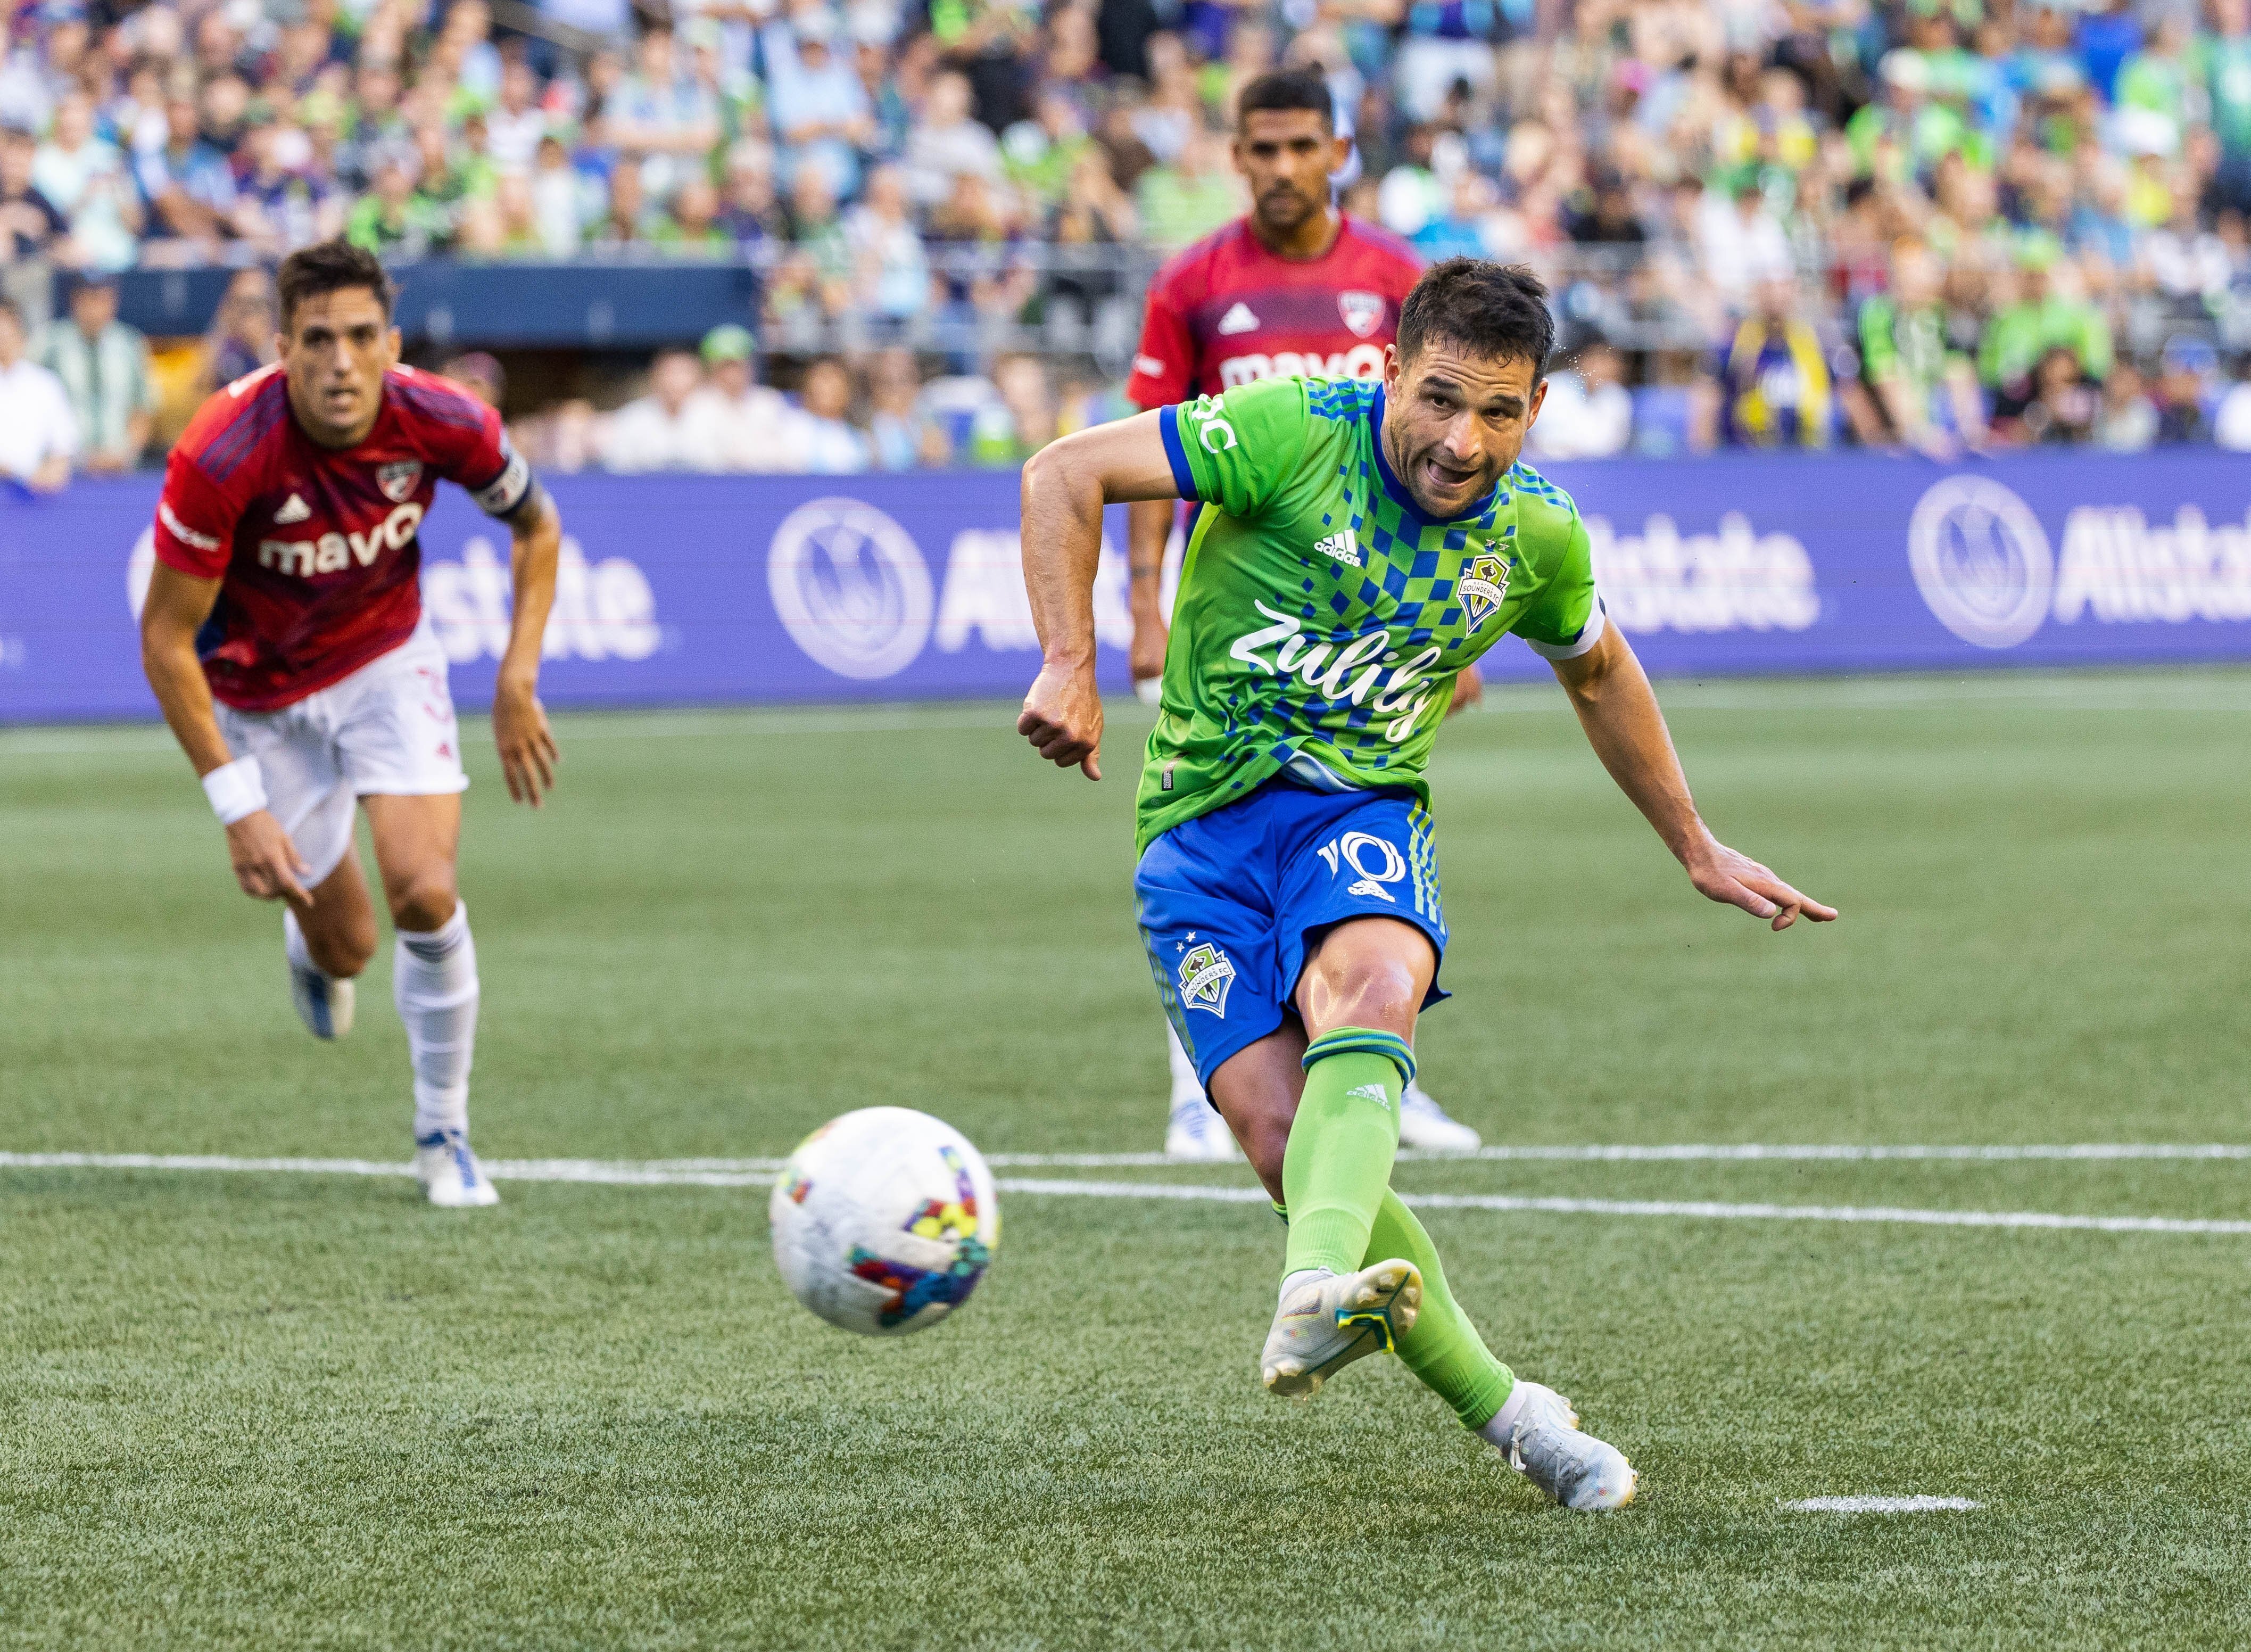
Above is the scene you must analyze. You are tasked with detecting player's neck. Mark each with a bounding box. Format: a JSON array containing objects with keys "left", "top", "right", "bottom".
[{"left": 1248, "top": 205, "right": 1342, "bottom": 263}]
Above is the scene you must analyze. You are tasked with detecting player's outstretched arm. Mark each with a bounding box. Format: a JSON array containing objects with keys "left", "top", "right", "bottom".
[
  {"left": 139, "top": 561, "right": 312, "bottom": 906},
  {"left": 1551, "top": 624, "right": 1837, "bottom": 931},
  {"left": 1016, "top": 410, "right": 1179, "bottom": 781},
  {"left": 493, "top": 492, "right": 562, "bottom": 807}
]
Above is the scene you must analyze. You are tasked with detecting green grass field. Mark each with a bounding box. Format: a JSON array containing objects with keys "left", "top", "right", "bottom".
[{"left": 5, "top": 671, "right": 2250, "bottom": 1649}]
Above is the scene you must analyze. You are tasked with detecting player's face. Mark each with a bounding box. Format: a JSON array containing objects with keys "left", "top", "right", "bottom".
[
  {"left": 1234, "top": 110, "right": 1347, "bottom": 238},
  {"left": 1381, "top": 342, "right": 1547, "bottom": 519},
  {"left": 279, "top": 286, "right": 400, "bottom": 447}
]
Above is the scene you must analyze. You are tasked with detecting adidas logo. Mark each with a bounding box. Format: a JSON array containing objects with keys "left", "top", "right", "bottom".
[
  {"left": 274, "top": 493, "right": 311, "bottom": 524},
  {"left": 1312, "top": 528, "right": 1361, "bottom": 567},
  {"left": 1216, "top": 302, "right": 1259, "bottom": 336},
  {"left": 1345, "top": 1083, "right": 1393, "bottom": 1112}
]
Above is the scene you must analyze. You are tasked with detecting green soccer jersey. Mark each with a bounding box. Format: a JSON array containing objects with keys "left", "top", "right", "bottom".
[{"left": 1137, "top": 375, "right": 1601, "bottom": 855}]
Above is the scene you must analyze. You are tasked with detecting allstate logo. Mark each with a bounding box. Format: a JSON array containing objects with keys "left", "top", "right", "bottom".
[
  {"left": 767, "top": 498, "right": 934, "bottom": 680},
  {"left": 1908, "top": 476, "right": 2054, "bottom": 649}
]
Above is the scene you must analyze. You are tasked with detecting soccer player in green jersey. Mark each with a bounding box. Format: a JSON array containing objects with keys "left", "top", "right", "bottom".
[{"left": 1015, "top": 259, "right": 1836, "bottom": 1510}]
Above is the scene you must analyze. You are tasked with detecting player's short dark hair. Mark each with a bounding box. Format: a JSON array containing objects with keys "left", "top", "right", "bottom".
[
  {"left": 275, "top": 240, "right": 394, "bottom": 330},
  {"left": 1395, "top": 259, "right": 1555, "bottom": 384},
  {"left": 1237, "top": 68, "right": 1334, "bottom": 133}
]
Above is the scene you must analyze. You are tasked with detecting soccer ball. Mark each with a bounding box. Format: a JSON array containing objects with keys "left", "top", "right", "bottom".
[{"left": 769, "top": 1106, "right": 1000, "bottom": 1336}]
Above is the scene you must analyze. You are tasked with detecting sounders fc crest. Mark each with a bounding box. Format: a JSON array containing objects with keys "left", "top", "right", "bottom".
[
  {"left": 377, "top": 460, "right": 424, "bottom": 503},
  {"left": 1460, "top": 546, "right": 1514, "bottom": 629},
  {"left": 1177, "top": 939, "right": 1236, "bottom": 1018}
]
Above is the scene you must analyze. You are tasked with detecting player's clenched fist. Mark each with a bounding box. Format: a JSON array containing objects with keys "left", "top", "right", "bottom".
[
  {"left": 225, "top": 810, "right": 312, "bottom": 906},
  {"left": 1018, "top": 659, "right": 1103, "bottom": 780}
]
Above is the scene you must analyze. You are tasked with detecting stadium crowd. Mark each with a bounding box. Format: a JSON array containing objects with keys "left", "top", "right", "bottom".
[{"left": 9, "top": 0, "right": 2251, "bottom": 482}]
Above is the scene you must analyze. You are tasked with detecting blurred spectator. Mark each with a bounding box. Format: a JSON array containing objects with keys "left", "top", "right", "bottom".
[
  {"left": 0, "top": 120, "right": 70, "bottom": 265},
  {"left": 2153, "top": 338, "right": 2217, "bottom": 443},
  {"left": 35, "top": 274, "right": 154, "bottom": 474},
  {"left": 601, "top": 349, "right": 714, "bottom": 470},
  {"left": 966, "top": 351, "right": 1055, "bottom": 465},
  {"left": 845, "top": 164, "right": 933, "bottom": 320},
  {"left": 196, "top": 269, "right": 277, "bottom": 399},
  {"left": 866, "top": 346, "right": 951, "bottom": 468},
  {"left": 2214, "top": 354, "right": 2251, "bottom": 448},
  {"left": 904, "top": 71, "right": 1003, "bottom": 208},
  {"left": 2093, "top": 360, "right": 2158, "bottom": 451},
  {"left": 1528, "top": 338, "right": 1634, "bottom": 461},
  {"left": 1718, "top": 278, "right": 1840, "bottom": 449},
  {"left": 765, "top": 12, "right": 875, "bottom": 202},
  {"left": 683, "top": 324, "right": 809, "bottom": 470},
  {"left": 791, "top": 354, "right": 872, "bottom": 471},
  {"left": 32, "top": 92, "right": 139, "bottom": 271},
  {"left": 440, "top": 353, "right": 508, "bottom": 409},
  {"left": 611, "top": 25, "right": 722, "bottom": 203},
  {"left": 1848, "top": 240, "right": 1987, "bottom": 457},
  {"left": 2013, "top": 345, "right": 2100, "bottom": 445},
  {"left": 1135, "top": 125, "right": 1242, "bottom": 252},
  {"left": 0, "top": 298, "right": 75, "bottom": 492}
]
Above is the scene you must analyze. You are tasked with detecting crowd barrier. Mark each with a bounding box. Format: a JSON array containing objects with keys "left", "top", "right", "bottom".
[{"left": 5, "top": 452, "right": 2250, "bottom": 724}]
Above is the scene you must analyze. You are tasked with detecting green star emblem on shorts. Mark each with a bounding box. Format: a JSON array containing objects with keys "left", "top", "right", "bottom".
[{"left": 1143, "top": 376, "right": 1606, "bottom": 854}]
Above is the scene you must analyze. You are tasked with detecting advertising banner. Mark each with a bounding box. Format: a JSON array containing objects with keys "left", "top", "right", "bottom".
[{"left": 5, "top": 451, "right": 2249, "bottom": 724}]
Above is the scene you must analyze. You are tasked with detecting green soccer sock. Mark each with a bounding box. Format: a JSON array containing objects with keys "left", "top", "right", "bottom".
[
  {"left": 1364, "top": 1190, "right": 1516, "bottom": 1430},
  {"left": 1280, "top": 1028, "right": 1413, "bottom": 1282}
]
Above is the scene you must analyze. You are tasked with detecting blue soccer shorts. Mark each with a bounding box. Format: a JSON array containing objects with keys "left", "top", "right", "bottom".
[{"left": 1134, "top": 777, "right": 1449, "bottom": 1089}]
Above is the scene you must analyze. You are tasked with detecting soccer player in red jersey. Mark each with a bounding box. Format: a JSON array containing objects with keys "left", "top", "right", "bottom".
[
  {"left": 138, "top": 242, "right": 561, "bottom": 1207},
  {"left": 1124, "top": 68, "right": 1484, "bottom": 1159}
]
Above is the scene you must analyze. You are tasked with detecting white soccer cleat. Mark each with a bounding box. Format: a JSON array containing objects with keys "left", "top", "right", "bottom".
[
  {"left": 1398, "top": 1080, "right": 1480, "bottom": 1152},
  {"left": 288, "top": 959, "right": 354, "bottom": 1040},
  {"left": 1164, "top": 1096, "right": 1241, "bottom": 1161},
  {"left": 1490, "top": 1381, "right": 1637, "bottom": 1510},
  {"left": 1260, "top": 1259, "right": 1422, "bottom": 1398},
  {"left": 413, "top": 1130, "right": 500, "bottom": 1208}
]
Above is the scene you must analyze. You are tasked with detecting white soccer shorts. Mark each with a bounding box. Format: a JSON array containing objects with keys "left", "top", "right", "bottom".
[{"left": 214, "top": 619, "right": 469, "bottom": 888}]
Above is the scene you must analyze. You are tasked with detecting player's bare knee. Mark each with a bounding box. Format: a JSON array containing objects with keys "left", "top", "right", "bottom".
[{"left": 387, "top": 872, "right": 459, "bottom": 934}]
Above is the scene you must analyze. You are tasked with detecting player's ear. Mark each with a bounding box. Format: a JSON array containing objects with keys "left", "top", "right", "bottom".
[
  {"left": 385, "top": 325, "right": 403, "bottom": 365},
  {"left": 1527, "top": 377, "right": 1549, "bottom": 425}
]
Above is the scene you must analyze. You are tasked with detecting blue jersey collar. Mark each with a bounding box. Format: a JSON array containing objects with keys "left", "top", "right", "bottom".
[{"left": 1369, "top": 385, "right": 1502, "bottom": 528}]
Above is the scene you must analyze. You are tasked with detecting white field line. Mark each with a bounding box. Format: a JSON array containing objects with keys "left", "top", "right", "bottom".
[
  {"left": 1787, "top": 1497, "right": 1981, "bottom": 1514},
  {"left": 7, "top": 1152, "right": 2251, "bottom": 1235},
  {"left": 7, "top": 1144, "right": 2247, "bottom": 1178}
]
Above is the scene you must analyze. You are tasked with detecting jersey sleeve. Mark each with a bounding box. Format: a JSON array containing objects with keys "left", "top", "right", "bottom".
[
  {"left": 441, "top": 397, "right": 537, "bottom": 518},
  {"left": 152, "top": 449, "right": 241, "bottom": 580},
  {"left": 1126, "top": 280, "right": 1196, "bottom": 411},
  {"left": 1509, "top": 508, "right": 1607, "bottom": 661},
  {"left": 1158, "top": 377, "right": 1310, "bottom": 519}
]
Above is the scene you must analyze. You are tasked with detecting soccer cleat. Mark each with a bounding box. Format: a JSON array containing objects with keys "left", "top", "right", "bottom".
[
  {"left": 288, "top": 959, "right": 354, "bottom": 1040},
  {"left": 1260, "top": 1259, "right": 1422, "bottom": 1398},
  {"left": 413, "top": 1130, "right": 500, "bottom": 1208},
  {"left": 1491, "top": 1381, "right": 1637, "bottom": 1510},
  {"left": 1398, "top": 1081, "right": 1480, "bottom": 1152},
  {"left": 1164, "top": 1096, "right": 1241, "bottom": 1161}
]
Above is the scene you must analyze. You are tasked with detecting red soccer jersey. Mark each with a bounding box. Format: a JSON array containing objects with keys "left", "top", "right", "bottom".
[
  {"left": 154, "top": 362, "right": 532, "bottom": 712},
  {"left": 1124, "top": 215, "right": 1424, "bottom": 410}
]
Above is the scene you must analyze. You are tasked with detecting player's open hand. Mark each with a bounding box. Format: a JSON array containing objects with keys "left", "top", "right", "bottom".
[
  {"left": 493, "top": 677, "right": 559, "bottom": 807},
  {"left": 1683, "top": 835, "right": 1838, "bottom": 931},
  {"left": 226, "top": 810, "right": 312, "bottom": 906},
  {"left": 1019, "top": 660, "right": 1103, "bottom": 780}
]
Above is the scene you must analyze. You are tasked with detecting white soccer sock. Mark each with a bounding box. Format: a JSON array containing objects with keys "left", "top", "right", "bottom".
[
  {"left": 1480, "top": 1379, "right": 1540, "bottom": 1450},
  {"left": 283, "top": 908, "right": 328, "bottom": 978},
  {"left": 394, "top": 901, "right": 478, "bottom": 1140},
  {"left": 1165, "top": 1019, "right": 1202, "bottom": 1106}
]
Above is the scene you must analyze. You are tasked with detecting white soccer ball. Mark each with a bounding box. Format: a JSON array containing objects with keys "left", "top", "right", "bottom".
[{"left": 769, "top": 1106, "right": 1000, "bottom": 1336}]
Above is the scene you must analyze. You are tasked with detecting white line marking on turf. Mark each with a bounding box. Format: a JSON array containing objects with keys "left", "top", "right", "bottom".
[
  {"left": 9, "top": 1153, "right": 2251, "bottom": 1234},
  {"left": 1788, "top": 1497, "right": 1982, "bottom": 1514},
  {"left": 997, "top": 1179, "right": 2251, "bottom": 1234}
]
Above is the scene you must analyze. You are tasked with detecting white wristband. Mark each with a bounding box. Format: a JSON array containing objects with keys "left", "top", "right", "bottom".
[{"left": 201, "top": 756, "right": 268, "bottom": 825}]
